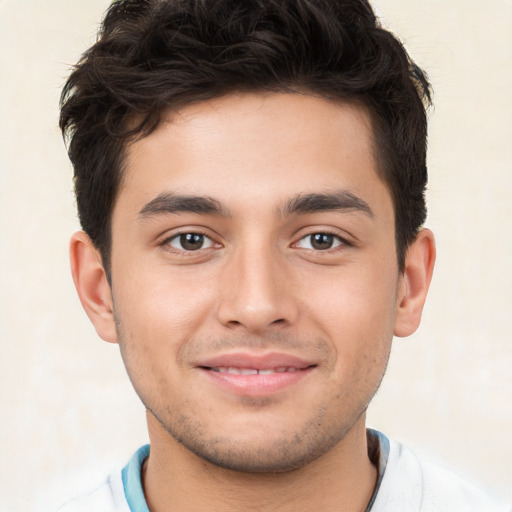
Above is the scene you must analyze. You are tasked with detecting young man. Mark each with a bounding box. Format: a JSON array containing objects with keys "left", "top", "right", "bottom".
[{"left": 58, "top": 0, "right": 509, "bottom": 511}]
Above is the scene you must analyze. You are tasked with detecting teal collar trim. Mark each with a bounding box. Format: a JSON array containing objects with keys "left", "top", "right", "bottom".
[
  {"left": 122, "top": 444, "right": 150, "bottom": 512},
  {"left": 365, "top": 429, "right": 390, "bottom": 511}
]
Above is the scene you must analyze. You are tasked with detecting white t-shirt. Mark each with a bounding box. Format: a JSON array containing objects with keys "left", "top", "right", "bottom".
[{"left": 56, "top": 431, "right": 510, "bottom": 512}]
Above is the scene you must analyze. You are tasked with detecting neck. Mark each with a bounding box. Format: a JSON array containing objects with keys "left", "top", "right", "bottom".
[{"left": 142, "top": 413, "right": 377, "bottom": 512}]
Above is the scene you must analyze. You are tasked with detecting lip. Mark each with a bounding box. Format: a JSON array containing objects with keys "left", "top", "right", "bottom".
[{"left": 195, "top": 352, "right": 317, "bottom": 396}]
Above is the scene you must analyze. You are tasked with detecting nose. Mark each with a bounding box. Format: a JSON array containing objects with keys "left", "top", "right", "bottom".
[{"left": 216, "top": 245, "right": 299, "bottom": 333}]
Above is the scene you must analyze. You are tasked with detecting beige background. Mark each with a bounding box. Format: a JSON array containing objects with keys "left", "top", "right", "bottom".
[{"left": 0, "top": 1, "right": 511, "bottom": 511}]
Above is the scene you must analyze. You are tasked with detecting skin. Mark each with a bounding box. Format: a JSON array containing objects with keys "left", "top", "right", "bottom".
[{"left": 71, "top": 92, "right": 435, "bottom": 511}]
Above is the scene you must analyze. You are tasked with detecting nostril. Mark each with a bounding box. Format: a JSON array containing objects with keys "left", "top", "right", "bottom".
[{"left": 217, "top": 294, "right": 298, "bottom": 331}]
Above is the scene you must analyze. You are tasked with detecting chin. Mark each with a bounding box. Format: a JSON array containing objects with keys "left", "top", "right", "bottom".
[
  {"left": 196, "top": 447, "right": 318, "bottom": 474},
  {"left": 159, "top": 408, "right": 353, "bottom": 474}
]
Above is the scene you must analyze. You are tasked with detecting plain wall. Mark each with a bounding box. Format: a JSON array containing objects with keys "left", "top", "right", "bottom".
[{"left": 0, "top": 1, "right": 511, "bottom": 511}]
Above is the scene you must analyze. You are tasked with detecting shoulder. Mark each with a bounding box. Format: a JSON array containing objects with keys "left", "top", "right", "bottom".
[
  {"left": 55, "top": 470, "right": 130, "bottom": 512},
  {"left": 419, "top": 456, "right": 510, "bottom": 512},
  {"left": 372, "top": 437, "right": 510, "bottom": 512}
]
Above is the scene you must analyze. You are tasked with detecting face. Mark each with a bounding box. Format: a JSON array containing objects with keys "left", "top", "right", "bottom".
[{"left": 109, "top": 93, "right": 402, "bottom": 472}]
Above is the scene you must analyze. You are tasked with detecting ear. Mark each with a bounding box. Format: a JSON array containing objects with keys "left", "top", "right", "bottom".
[
  {"left": 394, "top": 228, "right": 436, "bottom": 338},
  {"left": 70, "top": 231, "right": 118, "bottom": 344}
]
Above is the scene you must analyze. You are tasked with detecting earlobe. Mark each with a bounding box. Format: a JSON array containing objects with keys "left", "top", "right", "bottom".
[
  {"left": 394, "top": 228, "right": 436, "bottom": 338},
  {"left": 70, "top": 231, "right": 118, "bottom": 344}
]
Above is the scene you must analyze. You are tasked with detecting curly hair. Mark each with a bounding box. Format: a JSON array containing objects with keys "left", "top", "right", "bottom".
[{"left": 60, "top": 0, "right": 431, "bottom": 274}]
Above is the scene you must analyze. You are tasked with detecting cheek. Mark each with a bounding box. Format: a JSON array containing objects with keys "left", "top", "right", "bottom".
[
  {"left": 300, "top": 263, "right": 399, "bottom": 332},
  {"left": 113, "top": 261, "right": 216, "bottom": 330},
  {"left": 112, "top": 275, "right": 206, "bottom": 409},
  {"left": 110, "top": 267, "right": 219, "bottom": 396},
  {"left": 298, "top": 261, "right": 398, "bottom": 375}
]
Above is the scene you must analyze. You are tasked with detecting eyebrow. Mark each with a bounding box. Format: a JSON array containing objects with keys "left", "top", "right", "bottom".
[
  {"left": 138, "top": 190, "right": 373, "bottom": 220},
  {"left": 138, "top": 193, "right": 230, "bottom": 220},
  {"left": 283, "top": 191, "right": 374, "bottom": 218}
]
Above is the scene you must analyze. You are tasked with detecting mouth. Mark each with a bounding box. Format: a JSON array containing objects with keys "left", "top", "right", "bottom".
[
  {"left": 207, "top": 366, "right": 304, "bottom": 375},
  {"left": 195, "top": 353, "right": 317, "bottom": 396}
]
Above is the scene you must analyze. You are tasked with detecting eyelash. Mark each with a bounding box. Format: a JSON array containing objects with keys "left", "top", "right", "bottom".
[
  {"left": 161, "top": 231, "right": 218, "bottom": 254},
  {"left": 161, "top": 229, "right": 350, "bottom": 254},
  {"left": 294, "top": 231, "right": 351, "bottom": 252}
]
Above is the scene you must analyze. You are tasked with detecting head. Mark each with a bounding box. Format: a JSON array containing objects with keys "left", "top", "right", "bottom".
[
  {"left": 60, "top": 0, "right": 431, "bottom": 276},
  {"left": 62, "top": 0, "right": 435, "bottom": 474}
]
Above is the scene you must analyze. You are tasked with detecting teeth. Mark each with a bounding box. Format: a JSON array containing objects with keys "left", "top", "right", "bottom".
[
  {"left": 210, "top": 367, "right": 298, "bottom": 374},
  {"left": 239, "top": 368, "right": 259, "bottom": 375}
]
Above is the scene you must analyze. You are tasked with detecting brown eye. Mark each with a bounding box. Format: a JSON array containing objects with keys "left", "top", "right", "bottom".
[
  {"left": 168, "top": 233, "right": 214, "bottom": 251},
  {"left": 296, "top": 233, "right": 344, "bottom": 251},
  {"left": 310, "top": 233, "right": 334, "bottom": 250}
]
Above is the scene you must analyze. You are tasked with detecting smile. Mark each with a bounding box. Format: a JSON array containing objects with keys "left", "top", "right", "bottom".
[
  {"left": 195, "top": 353, "right": 317, "bottom": 396},
  {"left": 209, "top": 367, "right": 300, "bottom": 375}
]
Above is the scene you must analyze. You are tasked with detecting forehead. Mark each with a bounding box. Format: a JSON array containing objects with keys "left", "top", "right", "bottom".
[{"left": 118, "top": 92, "right": 391, "bottom": 218}]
